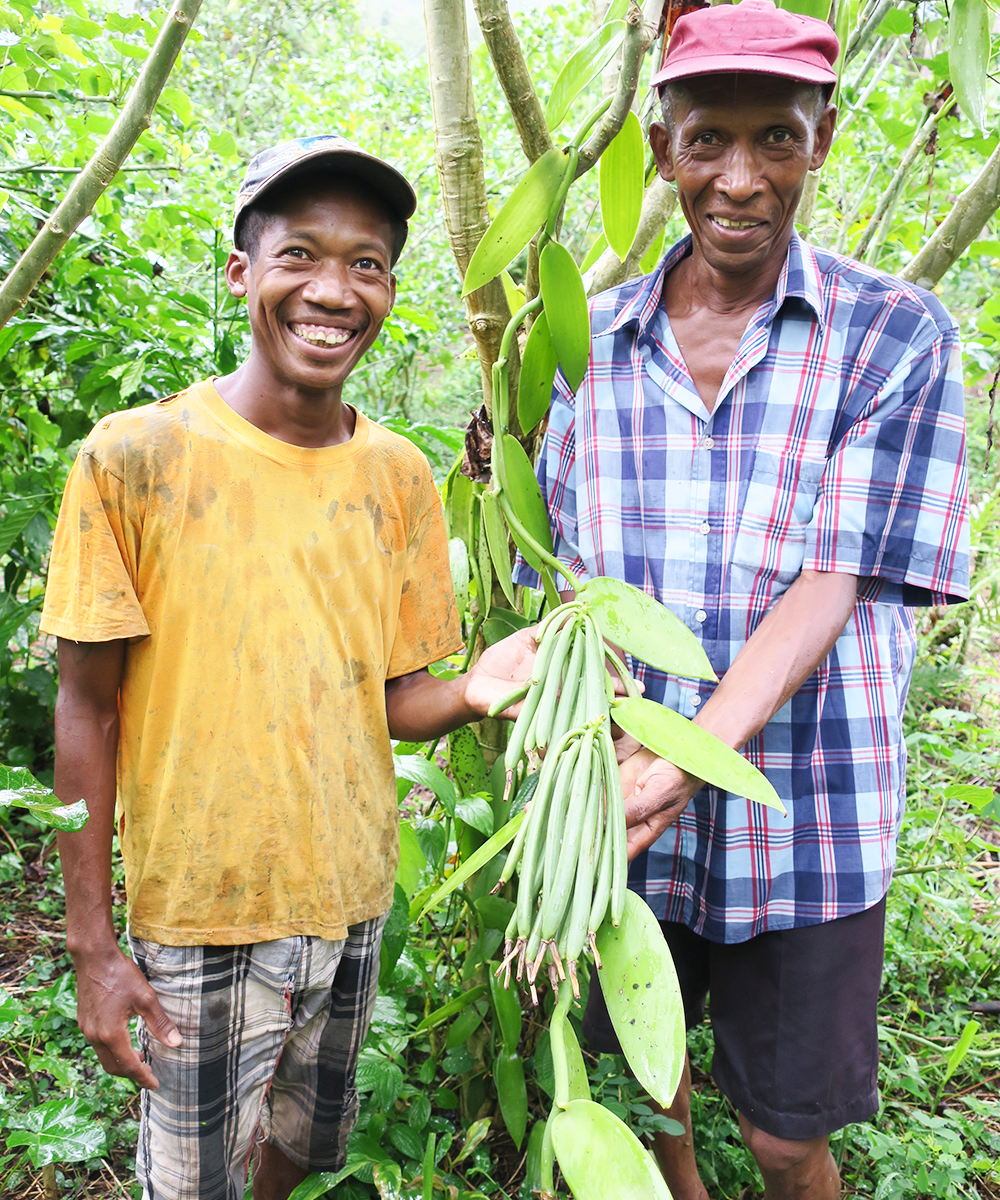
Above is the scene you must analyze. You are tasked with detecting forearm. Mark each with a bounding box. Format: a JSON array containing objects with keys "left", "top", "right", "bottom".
[
  {"left": 694, "top": 570, "right": 859, "bottom": 751},
  {"left": 384, "top": 670, "right": 478, "bottom": 743}
]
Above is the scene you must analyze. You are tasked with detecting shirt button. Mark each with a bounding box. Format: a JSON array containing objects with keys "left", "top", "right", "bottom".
[
  {"left": 691, "top": 695, "right": 702, "bottom": 707},
  {"left": 695, "top": 609, "right": 708, "bottom": 623},
  {"left": 698, "top": 521, "right": 711, "bottom": 535},
  {"left": 702, "top": 436, "right": 716, "bottom": 449}
]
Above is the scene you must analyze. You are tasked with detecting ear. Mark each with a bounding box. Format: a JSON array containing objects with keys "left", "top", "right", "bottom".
[
  {"left": 388, "top": 272, "right": 397, "bottom": 314},
  {"left": 225, "top": 249, "right": 251, "bottom": 299},
  {"left": 648, "top": 121, "right": 676, "bottom": 183},
  {"left": 810, "top": 104, "right": 837, "bottom": 172}
]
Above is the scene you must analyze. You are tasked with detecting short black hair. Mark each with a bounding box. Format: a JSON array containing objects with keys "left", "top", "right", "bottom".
[
  {"left": 658, "top": 77, "right": 834, "bottom": 133},
  {"left": 235, "top": 167, "right": 408, "bottom": 267}
]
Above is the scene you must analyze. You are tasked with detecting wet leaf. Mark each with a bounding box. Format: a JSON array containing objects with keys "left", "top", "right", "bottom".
[
  {"left": 288, "top": 1157, "right": 371, "bottom": 1200},
  {"left": 481, "top": 489, "right": 515, "bottom": 606},
  {"left": 580, "top": 576, "right": 716, "bottom": 680},
  {"left": 611, "top": 697, "right": 786, "bottom": 812},
  {"left": 495, "top": 1052, "right": 528, "bottom": 1148},
  {"left": 546, "top": 22, "right": 626, "bottom": 129},
  {"left": 539, "top": 242, "right": 590, "bottom": 392},
  {"left": 455, "top": 794, "right": 494, "bottom": 836},
  {"left": 550, "top": 1098, "right": 672, "bottom": 1199},
  {"left": 600, "top": 111, "right": 644, "bottom": 260},
  {"left": 517, "top": 311, "right": 559, "bottom": 434},
  {"left": 462, "top": 149, "right": 569, "bottom": 295},
  {"left": 594, "top": 890, "right": 685, "bottom": 1106},
  {"left": 6, "top": 1096, "right": 108, "bottom": 1168},
  {"left": 949, "top": 0, "right": 990, "bottom": 134}
]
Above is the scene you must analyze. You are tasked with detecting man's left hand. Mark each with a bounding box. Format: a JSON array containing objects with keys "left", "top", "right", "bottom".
[
  {"left": 463, "top": 628, "right": 539, "bottom": 720},
  {"left": 621, "top": 748, "right": 702, "bottom": 860}
]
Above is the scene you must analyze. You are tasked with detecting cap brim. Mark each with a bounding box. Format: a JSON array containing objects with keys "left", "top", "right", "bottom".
[{"left": 651, "top": 55, "right": 837, "bottom": 88}]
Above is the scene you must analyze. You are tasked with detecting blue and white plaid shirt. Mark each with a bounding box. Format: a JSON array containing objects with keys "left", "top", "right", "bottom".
[{"left": 514, "top": 234, "right": 970, "bottom": 943}]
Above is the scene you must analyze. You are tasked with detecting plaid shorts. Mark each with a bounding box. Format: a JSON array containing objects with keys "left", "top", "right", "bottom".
[{"left": 129, "top": 916, "right": 387, "bottom": 1200}]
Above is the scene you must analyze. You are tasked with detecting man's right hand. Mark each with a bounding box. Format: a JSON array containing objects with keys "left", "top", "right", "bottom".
[
  {"left": 73, "top": 945, "right": 182, "bottom": 1090},
  {"left": 620, "top": 748, "right": 703, "bottom": 861}
]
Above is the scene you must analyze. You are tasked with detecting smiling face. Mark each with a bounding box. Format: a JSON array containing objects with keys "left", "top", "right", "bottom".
[
  {"left": 225, "top": 179, "right": 396, "bottom": 397},
  {"left": 649, "top": 74, "right": 835, "bottom": 285}
]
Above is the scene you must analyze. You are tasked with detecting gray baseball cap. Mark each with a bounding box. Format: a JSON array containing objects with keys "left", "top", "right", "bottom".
[{"left": 232, "top": 135, "right": 417, "bottom": 244}]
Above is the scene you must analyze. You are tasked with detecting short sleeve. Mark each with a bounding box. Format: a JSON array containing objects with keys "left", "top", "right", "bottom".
[
  {"left": 512, "top": 375, "right": 588, "bottom": 592},
  {"left": 40, "top": 446, "right": 151, "bottom": 642},
  {"left": 386, "top": 463, "right": 463, "bottom": 679},
  {"left": 802, "top": 326, "right": 970, "bottom": 606}
]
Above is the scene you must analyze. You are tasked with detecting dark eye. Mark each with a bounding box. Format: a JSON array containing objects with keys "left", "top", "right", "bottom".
[
  {"left": 355, "top": 257, "right": 385, "bottom": 272},
  {"left": 694, "top": 132, "right": 718, "bottom": 145},
  {"left": 282, "top": 246, "right": 309, "bottom": 258},
  {"left": 766, "top": 129, "right": 793, "bottom": 144}
]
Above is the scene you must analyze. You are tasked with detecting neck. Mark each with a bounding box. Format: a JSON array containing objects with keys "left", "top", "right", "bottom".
[
  {"left": 214, "top": 350, "right": 356, "bottom": 448},
  {"left": 671, "top": 233, "right": 792, "bottom": 317}
]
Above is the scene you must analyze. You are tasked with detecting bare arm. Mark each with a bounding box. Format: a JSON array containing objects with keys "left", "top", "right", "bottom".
[
  {"left": 385, "top": 627, "right": 538, "bottom": 743},
  {"left": 622, "top": 570, "right": 859, "bottom": 859},
  {"left": 55, "top": 637, "right": 180, "bottom": 1089}
]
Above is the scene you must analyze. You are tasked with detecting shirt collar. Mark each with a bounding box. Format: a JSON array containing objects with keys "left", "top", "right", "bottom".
[{"left": 603, "top": 231, "right": 825, "bottom": 339}]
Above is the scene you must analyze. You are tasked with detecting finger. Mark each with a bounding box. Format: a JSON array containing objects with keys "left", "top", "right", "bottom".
[
  {"left": 138, "top": 991, "right": 183, "bottom": 1049},
  {"left": 92, "top": 1034, "right": 161, "bottom": 1090}
]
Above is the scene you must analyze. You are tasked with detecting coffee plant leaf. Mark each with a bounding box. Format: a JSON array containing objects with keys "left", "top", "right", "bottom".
[
  {"left": 539, "top": 242, "right": 590, "bottom": 392},
  {"left": 599, "top": 111, "right": 644, "bottom": 261},
  {"left": 949, "top": 0, "right": 991, "bottom": 133},
  {"left": 517, "top": 310, "right": 559, "bottom": 434},
  {"left": 550, "top": 1098, "right": 672, "bottom": 1199},
  {"left": 580, "top": 576, "right": 716, "bottom": 681},
  {"left": 611, "top": 697, "right": 786, "bottom": 812},
  {"left": 595, "top": 890, "right": 686, "bottom": 1106},
  {"left": 462, "top": 148, "right": 569, "bottom": 295},
  {"left": 546, "top": 22, "right": 625, "bottom": 129}
]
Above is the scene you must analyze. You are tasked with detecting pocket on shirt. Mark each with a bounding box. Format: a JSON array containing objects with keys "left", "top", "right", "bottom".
[{"left": 730, "top": 450, "right": 826, "bottom": 586}]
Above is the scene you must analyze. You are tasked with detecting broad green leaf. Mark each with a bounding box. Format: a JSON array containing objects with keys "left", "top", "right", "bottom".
[
  {"left": 563, "top": 1020, "right": 591, "bottom": 1101},
  {"left": 0, "top": 497, "right": 47, "bottom": 558},
  {"left": 462, "top": 149, "right": 569, "bottom": 296},
  {"left": 595, "top": 890, "right": 685, "bottom": 1106},
  {"left": 379, "top": 883, "right": 410, "bottom": 987},
  {"left": 372, "top": 1159, "right": 403, "bottom": 1198},
  {"left": 444, "top": 459, "right": 474, "bottom": 544},
  {"left": 455, "top": 794, "right": 494, "bottom": 836},
  {"left": 778, "top": 0, "right": 831, "bottom": 17},
  {"left": 604, "top": 0, "right": 629, "bottom": 20},
  {"left": 355, "top": 1049, "right": 405, "bottom": 1110},
  {"left": 0, "top": 765, "right": 89, "bottom": 832},
  {"left": 943, "top": 1019, "right": 980, "bottom": 1084},
  {"left": 500, "top": 434, "right": 555, "bottom": 561},
  {"left": 5, "top": 1096, "right": 107, "bottom": 1168},
  {"left": 288, "top": 1157, "right": 371, "bottom": 1200},
  {"left": 539, "top": 242, "right": 590, "bottom": 392},
  {"left": 449, "top": 536, "right": 470, "bottom": 617},
  {"left": 446, "top": 1001, "right": 485, "bottom": 1048},
  {"left": 518, "top": 311, "right": 559, "bottom": 434},
  {"left": 546, "top": 22, "right": 626, "bottom": 129},
  {"left": 393, "top": 753, "right": 459, "bottom": 816},
  {"left": 0, "top": 986, "right": 26, "bottom": 1039},
  {"left": 481, "top": 489, "right": 516, "bottom": 606},
  {"left": 495, "top": 1052, "right": 528, "bottom": 1149},
  {"left": 611, "top": 697, "right": 786, "bottom": 812},
  {"left": 944, "top": 783, "right": 995, "bottom": 811},
  {"left": 416, "top": 809, "right": 525, "bottom": 920},
  {"left": 449, "top": 725, "right": 491, "bottom": 797},
  {"left": 949, "top": 0, "right": 991, "bottom": 134},
  {"left": 489, "top": 969, "right": 523, "bottom": 1051},
  {"left": 580, "top": 230, "right": 609, "bottom": 273},
  {"left": 580, "top": 576, "right": 716, "bottom": 681},
  {"left": 396, "top": 821, "right": 424, "bottom": 898},
  {"left": 501, "top": 269, "right": 526, "bottom": 317},
  {"left": 452, "top": 1116, "right": 492, "bottom": 1164},
  {"left": 550, "top": 1099, "right": 672, "bottom": 1200},
  {"left": 600, "top": 112, "right": 644, "bottom": 260},
  {"left": 640, "top": 227, "right": 667, "bottom": 274}
]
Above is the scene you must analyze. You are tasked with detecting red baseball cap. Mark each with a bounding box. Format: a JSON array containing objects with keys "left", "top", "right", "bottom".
[{"left": 651, "top": 0, "right": 839, "bottom": 89}]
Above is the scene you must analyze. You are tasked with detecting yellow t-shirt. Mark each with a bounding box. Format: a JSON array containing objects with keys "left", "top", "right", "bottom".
[{"left": 41, "top": 379, "right": 462, "bottom": 945}]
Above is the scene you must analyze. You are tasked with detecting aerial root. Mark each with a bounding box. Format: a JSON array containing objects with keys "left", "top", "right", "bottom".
[
  {"left": 548, "top": 940, "right": 566, "bottom": 981},
  {"left": 589, "top": 932, "right": 602, "bottom": 969},
  {"left": 568, "top": 959, "right": 580, "bottom": 1000},
  {"left": 516, "top": 938, "right": 527, "bottom": 983},
  {"left": 527, "top": 939, "right": 547, "bottom": 985}
]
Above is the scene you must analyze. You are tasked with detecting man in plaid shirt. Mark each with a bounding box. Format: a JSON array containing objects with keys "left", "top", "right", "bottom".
[{"left": 516, "top": 3, "right": 969, "bottom": 1197}]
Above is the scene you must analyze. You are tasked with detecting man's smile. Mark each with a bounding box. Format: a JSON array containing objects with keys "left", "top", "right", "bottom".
[
  {"left": 288, "top": 322, "right": 360, "bottom": 349},
  {"left": 708, "top": 214, "right": 766, "bottom": 230}
]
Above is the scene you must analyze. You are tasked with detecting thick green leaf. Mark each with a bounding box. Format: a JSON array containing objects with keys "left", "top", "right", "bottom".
[
  {"left": 6, "top": 1096, "right": 108, "bottom": 1168},
  {"left": 455, "top": 794, "right": 494, "bottom": 836},
  {"left": 580, "top": 230, "right": 609, "bottom": 273},
  {"left": 539, "top": 242, "right": 590, "bottom": 393},
  {"left": 452, "top": 1116, "right": 492, "bottom": 1164},
  {"left": 481, "top": 489, "right": 516, "bottom": 606},
  {"left": 482, "top": 607, "right": 532, "bottom": 647},
  {"left": 489, "top": 969, "right": 523, "bottom": 1051},
  {"left": 640, "top": 227, "right": 666, "bottom": 275},
  {"left": 445, "top": 459, "right": 474, "bottom": 545},
  {"left": 501, "top": 434, "right": 555, "bottom": 560},
  {"left": 414, "top": 984, "right": 488, "bottom": 1033},
  {"left": 0, "top": 765, "right": 89, "bottom": 832},
  {"left": 611, "top": 697, "right": 786, "bottom": 812},
  {"left": 580, "top": 576, "right": 716, "bottom": 681},
  {"left": 396, "top": 821, "right": 424, "bottom": 898},
  {"left": 462, "top": 149, "right": 569, "bottom": 296},
  {"left": 944, "top": 1019, "right": 980, "bottom": 1084},
  {"left": 600, "top": 111, "right": 644, "bottom": 261},
  {"left": 416, "top": 809, "right": 525, "bottom": 920},
  {"left": 379, "top": 883, "right": 410, "bottom": 987},
  {"left": 475, "top": 496, "right": 493, "bottom": 617},
  {"left": 595, "top": 890, "right": 686, "bottom": 1106},
  {"left": 546, "top": 22, "right": 625, "bottom": 129},
  {"left": 524, "top": 1120, "right": 547, "bottom": 1191},
  {"left": 288, "top": 1156, "right": 372, "bottom": 1200},
  {"left": 495, "top": 1052, "right": 528, "bottom": 1149},
  {"left": 393, "top": 753, "right": 459, "bottom": 817},
  {"left": 449, "top": 725, "right": 491, "bottom": 797},
  {"left": 477, "top": 893, "right": 516, "bottom": 933},
  {"left": 449, "top": 536, "right": 470, "bottom": 617},
  {"left": 563, "top": 1020, "right": 591, "bottom": 1101},
  {"left": 949, "top": 0, "right": 991, "bottom": 134},
  {"left": 550, "top": 1099, "right": 672, "bottom": 1200},
  {"left": 517, "top": 311, "right": 560, "bottom": 434},
  {"left": 446, "top": 1001, "right": 485, "bottom": 1048},
  {"left": 501, "top": 269, "right": 526, "bottom": 317}
]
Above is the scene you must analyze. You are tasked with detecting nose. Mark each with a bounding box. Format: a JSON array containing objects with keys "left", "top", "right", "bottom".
[
  {"left": 301, "top": 261, "right": 357, "bottom": 310},
  {"left": 716, "top": 142, "right": 763, "bottom": 204}
]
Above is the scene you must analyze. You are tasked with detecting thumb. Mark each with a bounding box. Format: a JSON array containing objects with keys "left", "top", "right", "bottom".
[{"left": 138, "top": 990, "right": 183, "bottom": 1048}]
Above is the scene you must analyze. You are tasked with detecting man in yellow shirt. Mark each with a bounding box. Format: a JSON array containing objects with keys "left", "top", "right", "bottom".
[{"left": 41, "top": 137, "right": 535, "bottom": 1200}]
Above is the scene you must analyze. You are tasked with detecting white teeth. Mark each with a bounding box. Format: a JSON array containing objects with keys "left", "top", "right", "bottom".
[
  {"left": 713, "top": 216, "right": 759, "bottom": 229},
  {"left": 291, "top": 323, "right": 353, "bottom": 347}
]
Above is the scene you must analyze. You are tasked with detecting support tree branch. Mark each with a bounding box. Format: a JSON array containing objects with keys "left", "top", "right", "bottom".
[
  {"left": 901, "top": 143, "right": 1000, "bottom": 288},
  {"left": 472, "top": 0, "right": 553, "bottom": 164},
  {"left": 424, "top": 0, "right": 512, "bottom": 407},
  {"left": 0, "top": 0, "right": 203, "bottom": 330}
]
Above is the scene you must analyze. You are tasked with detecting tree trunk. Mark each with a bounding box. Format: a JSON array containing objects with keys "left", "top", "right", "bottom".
[
  {"left": 0, "top": 0, "right": 203, "bottom": 330},
  {"left": 424, "top": 0, "right": 512, "bottom": 407}
]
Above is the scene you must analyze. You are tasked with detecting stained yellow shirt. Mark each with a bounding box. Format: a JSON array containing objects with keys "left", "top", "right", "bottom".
[{"left": 41, "top": 379, "right": 462, "bottom": 945}]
